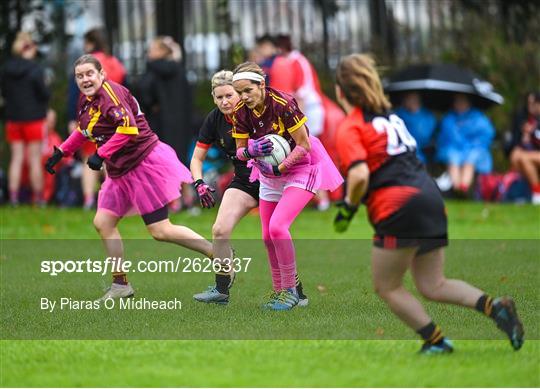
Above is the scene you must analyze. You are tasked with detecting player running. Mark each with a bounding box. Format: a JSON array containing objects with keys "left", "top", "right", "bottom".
[
  {"left": 190, "top": 70, "right": 310, "bottom": 305},
  {"left": 45, "top": 54, "right": 213, "bottom": 300},
  {"left": 333, "top": 53, "right": 524, "bottom": 353},
  {"left": 231, "top": 62, "right": 343, "bottom": 310}
]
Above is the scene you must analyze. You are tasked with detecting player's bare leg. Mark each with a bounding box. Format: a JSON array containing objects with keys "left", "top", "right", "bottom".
[
  {"left": 81, "top": 156, "right": 100, "bottom": 209},
  {"left": 194, "top": 188, "right": 256, "bottom": 304},
  {"left": 93, "top": 210, "right": 134, "bottom": 300},
  {"left": 371, "top": 246, "right": 453, "bottom": 354},
  {"left": 412, "top": 247, "right": 483, "bottom": 306},
  {"left": 146, "top": 219, "right": 213, "bottom": 257},
  {"left": 371, "top": 246, "right": 431, "bottom": 329},
  {"left": 412, "top": 247, "right": 524, "bottom": 350}
]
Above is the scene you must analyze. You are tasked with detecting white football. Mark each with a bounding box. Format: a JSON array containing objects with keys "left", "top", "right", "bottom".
[{"left": 257, "top": 134, "right": 291, "bottom": 166}]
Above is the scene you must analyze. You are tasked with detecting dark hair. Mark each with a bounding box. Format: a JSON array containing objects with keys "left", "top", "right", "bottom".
[
  {"left": 529, "top": 91, "right": 540, "bottom": 103},
  {"left": 275, "top": 34, "right": 293, "bottom": 53},
  {"left": 74, "top": 54, "right": 103, "bottom": 72},
  {"left": 84, "top": 28, "right": 109, "bottom": 55},
  {"left": 255, "top": 34, "right": 276, "bottom": 46}
]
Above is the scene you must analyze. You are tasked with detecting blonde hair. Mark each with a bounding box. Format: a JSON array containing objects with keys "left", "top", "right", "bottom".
[
  {"left": 152, "top": 36, "right": 182, "bottom": 61},
  {"left": 336, "top": 54, "right": 391, "bottom": 113},
  {"left": 74, "top": 54, "right": 103, "bottom": 72},
  {"left": 11, "top": 31, "right": 35, "bottom": 56},
  {"left": 211, "top": 70, "right": 233, "bottom": 92},
  {"left": 233, "top": 62, "right": 265, "bottom": 83}
]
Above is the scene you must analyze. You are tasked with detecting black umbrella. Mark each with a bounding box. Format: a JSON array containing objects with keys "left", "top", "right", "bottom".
[{"left": 384, "top": 63, "right": 504, "bottom": 110}]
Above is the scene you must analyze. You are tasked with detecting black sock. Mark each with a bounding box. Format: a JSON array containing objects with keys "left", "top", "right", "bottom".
[
  {"left": 112, "top": 272, "right": 128, "bottom": 285},
  {"left": 215, "top": 273, "right": 231, "bottom": 294},
  {"left": 417, "top": 322, "right": 444, "bottom": 344},
  {"left": 295, "top": 273, "right": 300, "bottom": 287},
  {"left": 475, "top": 294, "right": 495, "bottom": 318}
]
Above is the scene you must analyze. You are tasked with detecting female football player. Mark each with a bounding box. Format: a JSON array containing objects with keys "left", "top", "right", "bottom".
[
  {"left": 231, "top": 62, "right": 342, "bottom": 310},
  {"left": 191, "top": 70, "right": 308, "bottom": 306},
  {"left": 333, "top": 53, "right": 524, "bottom": 353},
  {"left": 45, "top": 54, "right": 213, "bottom": 300}
]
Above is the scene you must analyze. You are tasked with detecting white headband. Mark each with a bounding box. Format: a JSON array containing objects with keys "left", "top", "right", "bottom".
[{"left": 232, "top": 72, "right": 265, "bottom": 83}]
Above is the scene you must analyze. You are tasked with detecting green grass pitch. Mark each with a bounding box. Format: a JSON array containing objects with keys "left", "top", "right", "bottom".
[{"left": 0, "top": 201, "right": 539, "bottom": 387}]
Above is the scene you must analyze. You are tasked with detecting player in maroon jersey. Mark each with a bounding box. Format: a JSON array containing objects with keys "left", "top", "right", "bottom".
[
  {"left": 333, "top": 53, "right": 523, "bottom": 353},
  {"left": 231, "top": 62, "right": 343, "bottom": 310},
  {"left": 190, "top": 70, "right": 309, "bottom": 305},
  {"left": 45, "top": 54, "right": 213, "bottom": 300}
]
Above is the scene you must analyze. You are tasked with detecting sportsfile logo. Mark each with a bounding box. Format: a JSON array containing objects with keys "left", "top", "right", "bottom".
[{"left": 40, "top": 256, "right": 252, "bottom": 276}]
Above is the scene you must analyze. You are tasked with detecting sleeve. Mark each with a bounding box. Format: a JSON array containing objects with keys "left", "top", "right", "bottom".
[
  {"left": 32, "top": 65, "right": 51, "bottom": 102},
  {"left": 101, "top": 85, "right": 139, "bottom": 135},
  {"left": 59, "top": 130, "right": 88, "bottom": 156},
  {"left": 336, "top": 123, "right": 367, "bottom": 172},
  {"left": 471, "top": 112, "right": 495, "bottom": 147},
  {"left": 196, "top": 111, "right": 217, "bottom": 149},
  {"left": 269, "top": 57, "right": 295, "bottom": 93},
  {"left": 231, "top": 107, "right": 250, "bottom": 139},
  {"left": 280, "top": 99, "right": 307, "bottom": 134},
  {"left": 97, "top": 133, "right": 131, "bottom": 159}
]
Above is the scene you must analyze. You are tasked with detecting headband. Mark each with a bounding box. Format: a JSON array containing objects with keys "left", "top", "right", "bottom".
[{"left": 232, "top": 72, "right": 265, "bottom": 83}]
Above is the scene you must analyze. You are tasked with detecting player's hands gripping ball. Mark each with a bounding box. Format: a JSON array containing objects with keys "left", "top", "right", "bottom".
[
  {"left": 334, "top": 201, "right": 359, "bottom": 233},
  {"left": 87, "top": 152, "right": 104, "bottom": 171},
  {"left": 254, "top": 160, "right": 281, "bottom": 177},
  {"left": 245, "top": 137, "right": 273, "bottom": 158},
  {"left": 45, "top": 146, "right": 64, "bottom": 174},
  {"left": 194, "top": 179, "right": 216, "bottom": 208}
]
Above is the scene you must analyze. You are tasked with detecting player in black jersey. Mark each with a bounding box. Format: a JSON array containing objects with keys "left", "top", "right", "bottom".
[
  {"left": 334, "top": 54, "right": 524, "bottom": 354},
  {"left": 191, "top": 70, "right": 308, "bottom": 305}
]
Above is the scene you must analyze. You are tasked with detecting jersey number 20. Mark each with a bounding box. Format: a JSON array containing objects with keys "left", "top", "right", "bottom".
[{"left": 372, "top": 114, "right": 417, "bottom": 156}]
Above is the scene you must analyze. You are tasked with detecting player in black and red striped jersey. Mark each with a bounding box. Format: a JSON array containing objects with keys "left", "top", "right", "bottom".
[{"left": 333, "top": 53, "right": 524, "bottom": 354}]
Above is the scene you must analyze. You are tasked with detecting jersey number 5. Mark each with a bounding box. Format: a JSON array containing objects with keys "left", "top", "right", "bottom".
[{"left": 372, "top": 114, "right": 417, "bottom": 156}]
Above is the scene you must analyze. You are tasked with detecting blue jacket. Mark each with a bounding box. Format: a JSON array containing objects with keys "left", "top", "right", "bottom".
[
  {"left": 394, "top": 107, "right": 437, "bottom": 162},
  {"left": 437, "top": 108, "right": 494, "bottom": 156}
]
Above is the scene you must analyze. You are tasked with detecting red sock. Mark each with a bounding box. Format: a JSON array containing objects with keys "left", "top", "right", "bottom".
[
  {"left": 532, "top": 184, "right": 540, "bottom": 194},
  {"left": 459, "top": 183, "right": 469, "bottom": 192}
]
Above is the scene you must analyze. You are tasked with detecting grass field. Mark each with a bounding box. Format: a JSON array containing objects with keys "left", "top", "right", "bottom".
[{"left": 1, "top": 201, "right": 539, "bottom": 387}]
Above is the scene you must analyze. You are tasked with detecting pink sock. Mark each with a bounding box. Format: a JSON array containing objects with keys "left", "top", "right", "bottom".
[
  {"left": 259, "top": 200, "right": 281, "bottom": 291},
  {"left": 267, "top": 187, "right": 314, "bottom": 289}
]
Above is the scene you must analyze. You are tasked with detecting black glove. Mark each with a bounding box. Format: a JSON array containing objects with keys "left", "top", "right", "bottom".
[
  {"left": 333, "top": 200, "right": 359, "bottom": 233},
  {"left": 45, "top": 146, "right": 64, "bottom": 174},
  {"left": 87, "top": 152, "right": 104, "bottom": 171}
]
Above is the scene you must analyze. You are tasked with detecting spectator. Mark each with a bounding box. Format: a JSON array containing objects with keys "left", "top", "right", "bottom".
[
  {"left": 252, "top": 34, "right": 290, "bottom": 87},
  {"left": 394, "top": 92, "right": 437, "bottom": 164},
  {"left": 436, "top": 94, "right": 495, "bottom": 194},
  {"left": 67, "top": 28, "right": 127, "bottom": 210},
  {"left": 136, "top": 36, "right": 192, "bottom": 165},
  {"left": 508, "top": 91, "right": 540, "bottom": 204},
  {"left": 1, "top": 31, "right": 50, "bottom": 206}
]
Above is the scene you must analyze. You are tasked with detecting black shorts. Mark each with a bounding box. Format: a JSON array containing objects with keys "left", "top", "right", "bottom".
[
  {"left": 372, "top": 176, "right": 448, "bottom": 255},
  {"left": 228, "top": 175, "right": 260, "bottom": 202}
]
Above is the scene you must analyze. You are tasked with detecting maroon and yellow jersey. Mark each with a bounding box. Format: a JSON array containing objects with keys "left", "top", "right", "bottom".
[
  {"left": 336, "top": 107, "right": 429, "bottom": 225},
  {"left": 76, "top": 80, "right": 158, "bottom": 177},
  {"left": 231, "top": 87, "right": 307, "bottom": 148}
]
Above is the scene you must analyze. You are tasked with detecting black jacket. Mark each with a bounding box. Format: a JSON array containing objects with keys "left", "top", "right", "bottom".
[
  {"left": 1, "top": 57, "right": 50, "bottom": 121},
  {"left": 136, "top": 59, "right": 192, "bottom": 163}
]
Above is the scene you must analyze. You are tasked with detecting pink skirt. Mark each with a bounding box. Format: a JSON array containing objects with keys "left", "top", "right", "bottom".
[
  {"left": 249, "top": 136, "right": 343, "bottom": 192},
  {"left": 98, "top": 142, "right": 193, "bottom": 217}
]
